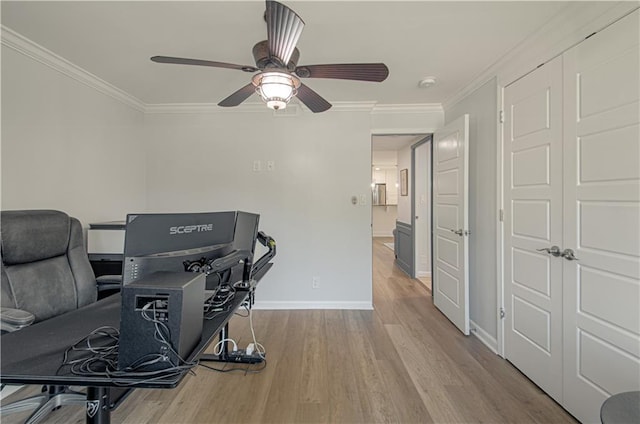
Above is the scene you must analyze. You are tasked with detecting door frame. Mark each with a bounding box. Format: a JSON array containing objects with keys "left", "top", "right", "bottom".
[
  {"left": 411, "top": 135, "right": 433, "bottom": 283},
  {"left": 496, "top": 83, "right": 505, "bottom": 357}
]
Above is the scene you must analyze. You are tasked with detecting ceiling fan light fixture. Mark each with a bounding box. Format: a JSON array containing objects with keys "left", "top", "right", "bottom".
[{"left": 252, "top": 71, "right": 300, "bottom": 110}]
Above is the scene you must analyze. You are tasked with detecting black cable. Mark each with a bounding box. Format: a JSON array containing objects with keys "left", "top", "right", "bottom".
[
  {"left": 57, "top": 326, "right": 120, "bottom": 375},
  {"left": 198, "top": 359, "right": 267, "bottom": 374},
  {"left": 57, "top": 302, "right": 198, "bottom": 386},
  {"left": 204, "top": 284, "right": 236, "bottom": 311},
  {"left": 204, "top": 304, "right": 232, "bottom": 320}
]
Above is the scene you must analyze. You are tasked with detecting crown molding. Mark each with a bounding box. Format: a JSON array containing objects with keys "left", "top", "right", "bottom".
[
  {"left": 1, "top": 25, "right": 146, "bottom": 113},
  {"left": 443, "top": 2, "right": 639, "bottom": 111},
  {"left": 330, "top": 101, "right": 377, "bottom": 112},
  {"left": 372, "top": 103, "right": 443, "bottom": 115},
  {"left": 144, "top": 102, "right": 271, "bottom": 114}
]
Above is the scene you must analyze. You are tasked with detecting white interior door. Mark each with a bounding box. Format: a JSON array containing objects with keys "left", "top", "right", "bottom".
[
  {"left": 503, "top": 56, "right": 564, "bottom": 402},
  {"left": 561, "top": 11, "right": 640, "bottom": 423},
  {"left": 414, "top": 140, "right": 431, "bottom": 278},
  {"left": 433, "top": 115, "right": 469, "bottom": 335}
]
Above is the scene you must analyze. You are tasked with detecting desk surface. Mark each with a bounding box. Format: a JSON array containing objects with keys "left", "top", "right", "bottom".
[{"left": 0, "top": 290, "right": 247, "bottom": 389}]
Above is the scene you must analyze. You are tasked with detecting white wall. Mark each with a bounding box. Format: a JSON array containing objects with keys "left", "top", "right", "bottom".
[
  {"left": 372, "top": 205, "right": 396, "bottom": 237},
  {"left": 1, "top": 45, "right": 146, "bottom": 226},
  {"left": 396, "top": 144, "right": 412, "bottom": 224},
  {"left": 372, "top": 150, "right": 397, "bottom": 166},
  {"left": 371, "top": 106, "right": 443, "bottom": 134},
  {"left": 445, "top": 78, "right": 498, "bottom": 343},
  {"left": 144, "top": 109, "right": 373, "bottom": 309}
]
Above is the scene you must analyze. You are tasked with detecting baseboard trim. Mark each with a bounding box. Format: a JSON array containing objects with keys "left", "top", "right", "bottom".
[
  {"left": 417, "top": 271, "right": 432, "bottom": 278},
  {"left": 372, "top": 231, "right": 394, "bottom": 237},
  {"left": 470, "top": 320, "right": 498, "bottom": 354},
  {"left": 252, "top": 301, "right": 373, "bottom": 310}
]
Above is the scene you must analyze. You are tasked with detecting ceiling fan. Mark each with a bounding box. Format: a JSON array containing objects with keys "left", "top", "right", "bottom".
[{"left": 150, "top": 0, "right": 389, "bottom": 113}]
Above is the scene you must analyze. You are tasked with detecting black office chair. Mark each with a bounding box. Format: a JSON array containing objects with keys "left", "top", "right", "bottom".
[{"left": 0, "top": 209, "right": 119, "bottom": 424}]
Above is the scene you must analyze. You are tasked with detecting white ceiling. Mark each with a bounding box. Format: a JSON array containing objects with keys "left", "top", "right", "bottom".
[{"left": 1, "top": 1, "right": 571, "bottom": 107}]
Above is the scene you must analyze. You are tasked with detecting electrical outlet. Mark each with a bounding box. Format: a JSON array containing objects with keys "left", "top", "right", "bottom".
[
  {"left": 267, "top": 161, "right": 275, "bottom": 171},
  {"left": 312, "top": 276, "right": 320, "bottom": 289},
  {"left": 253, "top": 160, "right": 262, "bottom": 172}
]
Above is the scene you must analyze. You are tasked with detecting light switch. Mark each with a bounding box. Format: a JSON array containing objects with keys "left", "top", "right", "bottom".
[
  {"left": 359, "top": 194, "right": 367, "bottom": 205},
  {"left": 253, "top": 160, "right": 262, "bottom": 172}
]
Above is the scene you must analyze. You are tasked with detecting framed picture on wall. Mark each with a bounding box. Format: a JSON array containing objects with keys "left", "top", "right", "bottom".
[{"left": 400, "top": 168, "right": 408, "bottom": 196}]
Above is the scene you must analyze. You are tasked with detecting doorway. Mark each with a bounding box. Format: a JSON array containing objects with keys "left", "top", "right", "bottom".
[{"left": 371, "top": 134, "right": 430, "bottom": 288}]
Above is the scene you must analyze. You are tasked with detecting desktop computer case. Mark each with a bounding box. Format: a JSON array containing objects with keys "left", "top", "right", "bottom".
[{"left": 118, "top": 272, "right": 204, "bottom": 371}]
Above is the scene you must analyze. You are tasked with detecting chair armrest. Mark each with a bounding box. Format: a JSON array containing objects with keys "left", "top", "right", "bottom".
[
  {"left": 96, "top": 275, "right": 122, "bottom": 292},
  {"left": 0, "top": 307, "right": 35, "bottom": 333},
  {"left": 96, "top": 274, "right": 122, "bottom": 292},
  {"left": 96, "top": 274, "right": 122, "bottom": 284}
]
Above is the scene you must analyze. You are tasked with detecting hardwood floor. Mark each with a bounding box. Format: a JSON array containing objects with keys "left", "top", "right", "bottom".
[{"left": 2, "top": 239, "right": 577, "bottom": 423}]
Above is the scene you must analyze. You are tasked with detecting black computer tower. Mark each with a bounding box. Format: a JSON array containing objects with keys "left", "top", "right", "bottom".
[{"left": 118, "top": 271, "right": 205, "bottom": 371}]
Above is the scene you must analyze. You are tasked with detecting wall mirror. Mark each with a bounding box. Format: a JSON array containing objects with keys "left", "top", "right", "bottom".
[
  {"left": 371, "top": 165, "right": 398, "bottom": 205},
  {"left": 372, "top": 183, "right": 387, "bottom": 205}
]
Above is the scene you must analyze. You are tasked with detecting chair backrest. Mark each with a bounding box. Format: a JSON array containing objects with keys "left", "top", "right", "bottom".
[{"left": 1, "top": 210, "right": 97, "bottom": 322}]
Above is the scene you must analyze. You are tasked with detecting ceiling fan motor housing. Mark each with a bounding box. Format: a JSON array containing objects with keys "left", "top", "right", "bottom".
[{"left": 252, "top": 40, "right": 299, "bottom": 71}]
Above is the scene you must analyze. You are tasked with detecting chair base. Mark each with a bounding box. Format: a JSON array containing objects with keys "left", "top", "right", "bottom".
[
  {"left": 0, "top": 385, "right": 85, "bottom": 424},
  {"left": 0, "top": 384, "right": 25, "bottom": 401}
]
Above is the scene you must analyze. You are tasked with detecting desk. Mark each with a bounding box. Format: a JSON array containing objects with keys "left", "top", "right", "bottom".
[{"left": 0, "top": 282, "right": 255, "bottom": 424}]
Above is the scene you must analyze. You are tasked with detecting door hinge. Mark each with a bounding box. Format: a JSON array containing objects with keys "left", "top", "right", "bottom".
[
  {"left": 499, "top": 209, "right": 504, "bottom": 222},
  {"left": 500, "top": 308, "right": 505, "bottom": 319},
  {"left": 499, "top": 110, "right": 504, "bottom": 124}
]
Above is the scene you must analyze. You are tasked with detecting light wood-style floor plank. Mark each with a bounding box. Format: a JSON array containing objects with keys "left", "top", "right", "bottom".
[{"left": 2, "top": 238, "right": 577, "bottom": 423}]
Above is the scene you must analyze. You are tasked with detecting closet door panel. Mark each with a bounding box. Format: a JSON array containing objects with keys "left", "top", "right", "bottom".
[
  {"left": 503, "top": 55, "right": 564, "bottom": 402},
  {"left": 562, "top": 10, "right": 640, "bottom": 424}
]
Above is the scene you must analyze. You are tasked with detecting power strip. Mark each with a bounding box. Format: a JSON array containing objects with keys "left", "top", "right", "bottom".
[{"left": 225, "top": 349, "right": 264, "bottom": 364}]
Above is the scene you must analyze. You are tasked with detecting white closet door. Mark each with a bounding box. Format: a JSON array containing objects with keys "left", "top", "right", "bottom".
[
  {"left": 562, "top": 10, "right": 640, "bottom": 424},
  {"left": 433, "top": 115, "right": 469, "bottom": 335},
  {"left": 503, "top": 56, "right": 564, "bottom": 402}
]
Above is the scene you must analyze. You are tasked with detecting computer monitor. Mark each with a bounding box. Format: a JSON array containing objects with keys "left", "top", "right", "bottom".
[
  {"left": 233, "top": 211, "right": 260, "bottom": 281},
  {"left": 122, "top": 211, "right": 259, "bottom": 289}
]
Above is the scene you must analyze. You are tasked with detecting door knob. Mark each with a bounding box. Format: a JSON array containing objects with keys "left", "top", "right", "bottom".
[
  {"left": 450, "top": 229, "right": 464, "bottom": 236},
  {"left": 561, "top": 248, "right": 579, "bottom": 261},
  {"left": 536, "top": 245, "right": 561, "bottom": 257}
]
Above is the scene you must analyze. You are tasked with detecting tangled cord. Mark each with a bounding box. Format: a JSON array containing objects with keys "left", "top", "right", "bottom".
[
  {"left": 204, "top": 283, "right": 236, "bottom": 313},
  {"left": 57, "top": 302, "right": 199, "bottom": 386}
]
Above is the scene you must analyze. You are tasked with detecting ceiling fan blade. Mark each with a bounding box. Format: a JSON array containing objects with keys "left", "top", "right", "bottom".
[
  {"left": 296, "top": 83, "right": 331, "bottom": 113},
  {"left": 151, "top": 56, "right": 258, "bottom": 73},
  {"left": 295, "top": 63, "right": 389, "bottom": 82},
  {"left": 266, "top": 0, "right": 305, "bottom": 66},
  {"left": 218, "top": 83, "right": 256, "bottom": 107}
]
